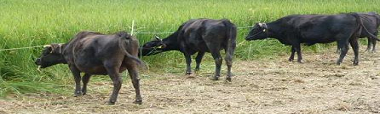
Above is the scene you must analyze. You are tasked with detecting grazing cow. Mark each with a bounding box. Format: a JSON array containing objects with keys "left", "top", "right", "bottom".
[
  {"left": 245, "top": 13, "right": 380, "bottom": 65},
  {"left": 140, "top": 19, "right": 237, "bottom": 81},
  {"left": 35, "top": 31, "right": 143, "bottom": 105},
  {"left": 336, "top": 12, "right": 380, "bottom": 53},
  {"left": 358, "top": 12, "right": 380, "bottom": 52}
]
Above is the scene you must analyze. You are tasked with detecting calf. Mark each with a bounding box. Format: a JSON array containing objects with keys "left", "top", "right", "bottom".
[
  {"left": 140, "top": 19, "right": 237, "bottom": 81},
  {"left": 35, "top": 31, "right": 142, "bottom": 105},
  {"left": 245, "top": 13, "right": 380, "bottom": 65}
]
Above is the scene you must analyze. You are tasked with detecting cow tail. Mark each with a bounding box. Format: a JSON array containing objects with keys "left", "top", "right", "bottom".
[
  {"left": 351, "top": 13, "right": 380, "bottom": 41},
  {"left": 222, "top": 20, "right": 237, "bottom": 62},
  {"left": 117, "top": 33, "right": 144, "bottom": 67}
]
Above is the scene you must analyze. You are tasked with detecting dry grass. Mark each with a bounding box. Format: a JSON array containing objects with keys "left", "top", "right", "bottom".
[{"left": 1, "top": 47, "right": 380, "bottom": 114}]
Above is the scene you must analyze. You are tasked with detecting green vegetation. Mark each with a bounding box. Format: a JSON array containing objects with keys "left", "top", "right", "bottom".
[{"left": 1, "top": 0, "right": 379, "bottom": 97}]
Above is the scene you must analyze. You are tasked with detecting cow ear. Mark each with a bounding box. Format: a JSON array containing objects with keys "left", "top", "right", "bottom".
[{"left": 117, "top": 31, "right": 131, "bottom": 39}]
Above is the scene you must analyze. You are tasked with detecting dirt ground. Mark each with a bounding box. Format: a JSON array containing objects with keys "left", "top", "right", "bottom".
[{"left": 1, "top": 47, "right": 380, "bottom": 114}]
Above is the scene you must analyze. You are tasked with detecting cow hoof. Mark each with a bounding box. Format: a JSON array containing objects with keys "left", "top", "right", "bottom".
[
  {"left": 211, "top": 76, "right": 219, "bottom": 81},
  {"left": 82, "top": 90, "right": 87, "bottom": 95},
  {"left": 108, "top": 101, "right": 116, "bottom": 105},
  {"left": 353, "top": 62, "right": 358, "bottom": 66},
  {"left": 133, "top": 100, "right": 142, "bottom": 105},
  {"left": 288, "top": 59, "right": 294, "bottom": 62},
  {"left": 74, "top": 91, "right": 83, "bottom": 97},
  {"left": 187, "top": 75, "right": 196, "bottom": 79},
  {"left": 186, "top": 72, "right": 192, "bottom": 75},
  {"left": 226, "top": 77, "right": 232, "bottom": 82}
]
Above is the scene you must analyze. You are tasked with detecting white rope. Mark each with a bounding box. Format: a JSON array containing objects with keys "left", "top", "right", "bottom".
[
  {"left": 0, "top": 45, "right": 45, "bottom": 52},
  {"left": 237, "top": 26, "right": 253, "bottom": 29},
  {"left": 136, "top": 31, "right": 175, "bottom": 34}
]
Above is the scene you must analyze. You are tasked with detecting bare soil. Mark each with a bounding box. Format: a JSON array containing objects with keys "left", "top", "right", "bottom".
[{"left": 1, "top": 47, "right": 380, "bottom": 114}]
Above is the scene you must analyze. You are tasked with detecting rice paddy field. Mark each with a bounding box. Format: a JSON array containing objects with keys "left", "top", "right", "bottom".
[{"left": 1, "top": 0, "right": 380, "bottom": 113}]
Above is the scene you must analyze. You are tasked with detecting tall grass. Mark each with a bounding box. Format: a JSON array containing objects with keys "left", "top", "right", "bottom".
[{"left": 1, "top": 0, "right": 379, "bottom": 97}]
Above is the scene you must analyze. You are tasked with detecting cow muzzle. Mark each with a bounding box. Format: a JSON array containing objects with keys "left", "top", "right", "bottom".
[
  {"left": 35, "top": 58, "right": 41, "bottom": 65},
  {"left": 245, "top": 36, "right": 255, "bottom": 41}
]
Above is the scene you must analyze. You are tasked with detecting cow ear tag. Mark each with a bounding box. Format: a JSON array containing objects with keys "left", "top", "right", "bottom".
[
  {"left": 157, "top": 45, "right": 162, "bottom": 49},
  {"left": 263, "top": 29, "right": 266, "bottom": 32}
]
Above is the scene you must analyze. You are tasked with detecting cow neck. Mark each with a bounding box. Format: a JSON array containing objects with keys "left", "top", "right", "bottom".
[
  {"left": 377, "top": 14, "right": 380, "bottom": 26},
  {"left": 161, "top": 31, "right": 180, "bottom": 51},
  {"left": 59, "top": 43, "right": 69, "bottom": 64},
  {"left": 266, "top": 22, "right": 282, "bottom": 39}
]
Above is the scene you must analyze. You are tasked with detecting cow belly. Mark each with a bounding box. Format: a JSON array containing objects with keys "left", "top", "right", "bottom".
[
  {"left": 75, "top": 57, "right": 108, "bottom": 75},
  {"left": 78, "top": 66, "right": 108, "bottom": 75},
  {"left": 186, "top": 41, "right": 210, "bottom": 52},
  {"left": 301, "top": 31, "right": 336, "bottom": 44}
]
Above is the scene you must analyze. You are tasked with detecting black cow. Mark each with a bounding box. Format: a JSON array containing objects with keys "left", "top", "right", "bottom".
[
  {"left": 335, "top": 12, "right": 380, "bottom": 53},
  {"left": 35, "top": 31, "right": 143, "bottom": 105},
  {"left": 358, "top": 12, "right": 380, "bottom": 52},
  {"left": 245, "top": 13, "right": 379, "bottom": 65},
  {"left": 140, "top": 19, "right": 237, "bottom": 81}
]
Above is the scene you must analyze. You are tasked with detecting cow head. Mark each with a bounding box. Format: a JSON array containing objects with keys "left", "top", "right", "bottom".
[
  {"left": 140, "top": 35, "right": 166, "bottom": 56},
  {"left": 245, "top": 23, "right": 269, "bottom": 41},
  {"left": 35, "top": 43, "right": 66, "bottom": 68}
]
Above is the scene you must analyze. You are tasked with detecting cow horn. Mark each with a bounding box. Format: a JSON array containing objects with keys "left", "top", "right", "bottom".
[
  {"left": 155, "top": 35, "right": 162, "bottom": 41},
  {"left": 258, "top": 23, "right": 268, "bottom": 29},
  {"left": 43, "top": 45, "right": 51, "bottom": 48}
]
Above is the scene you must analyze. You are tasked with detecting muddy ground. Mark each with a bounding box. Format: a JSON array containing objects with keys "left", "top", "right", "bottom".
[{"left": 1, "top": 47, "right": 380, "bottom": 114}]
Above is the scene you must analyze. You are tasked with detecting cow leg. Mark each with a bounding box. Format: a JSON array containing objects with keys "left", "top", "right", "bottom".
[
  {"left": 337, "top": 41, "right": 349, "bottom": 65},
  {"left": 81, "top": 73, "right": 91, "bottom": 95},
  {"left": 225, "top": 47, "right": 235, "bottom": 82},
  {"left": 335, "top": 42, "right": 341, "bottom": 53},
  {"left": 207, "top": 46, "right": 222, "bottom": 80},
  {"left": 69, "top": 65, "right": 82, "bottom": 97},
  {"left": 350, "top": 39, "right": 359, "bottom": 65},
  {"left": 126, "top": 62, "right": 142, "bottom": 104},
  {"left": 373, "top": 38, "right": 377, "bottom": 53},
  {"left": 293, "top": 43, "right": 302, "bottom": 63},
  {"left": 210, "top": 52, "right": 222, "bottom": 80},
  {"left": 195, "top": 52, "right": 205, "bottom": 72},
  {"left": 104, "top": 63, "right": 122, "bottom": 105},
  {"left": 373, "top": 32, "right": 378, "bottom": 52},
  {"left": 289, "top": 46, "right": 295, "bottom": 61},
  {"left": 366, "top": 37, "right": 372, "bottom": 52},
  {"left": 370, "top": 36, "right": 377, "bottom": 53},
  {"left": 184, "top": 53, "right": 192, "bottom": 75}
]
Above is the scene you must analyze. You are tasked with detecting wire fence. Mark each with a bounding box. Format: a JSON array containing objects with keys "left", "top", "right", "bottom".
[
  {"left": 0, "top": 45, "right": 46, "bottom": 52},
  {"left": 0, "top": 22, "right": 253, "bottom": 52}
]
